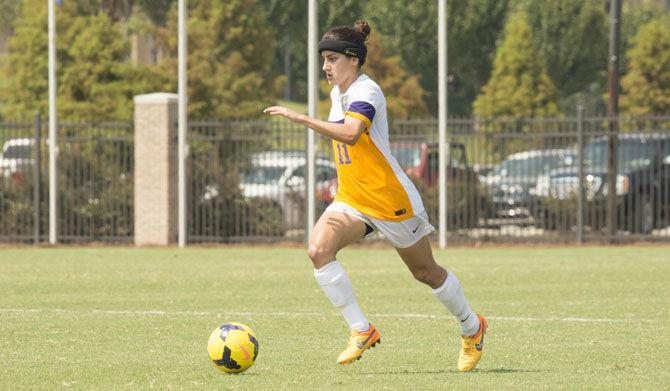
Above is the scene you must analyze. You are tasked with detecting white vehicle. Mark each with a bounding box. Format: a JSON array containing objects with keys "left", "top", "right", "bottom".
[
  {"left": 239, "top": 151, "right": 337, "bottom": 230},
  {"left": 0, "top": 138, "right": 35, "bottom": 178}
]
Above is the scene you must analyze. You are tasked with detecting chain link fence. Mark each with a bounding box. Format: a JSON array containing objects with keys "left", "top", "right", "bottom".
[{"left": 2, "top": 115, "right": 669, "bottom": 244}]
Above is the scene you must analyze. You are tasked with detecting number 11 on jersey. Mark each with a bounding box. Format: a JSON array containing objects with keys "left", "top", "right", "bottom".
[{"left": 337, "top": 143, "right": 352, "bottom": 165}]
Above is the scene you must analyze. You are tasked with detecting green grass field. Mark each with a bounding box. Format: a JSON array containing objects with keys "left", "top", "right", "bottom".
[{"left": 1, "top": 246, "right": 669, "bottom": 389}]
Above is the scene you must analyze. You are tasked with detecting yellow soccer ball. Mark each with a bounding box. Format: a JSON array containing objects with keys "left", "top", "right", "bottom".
[{"left": 207, "top": 322, "right": 259, "bottom": 374}]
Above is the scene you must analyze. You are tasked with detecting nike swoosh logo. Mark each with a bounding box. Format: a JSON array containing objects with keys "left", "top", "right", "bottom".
[
  {"left": 476, "top": 333, "right": 485, "bottom": 352},
  {"left": 237, "top": 344, "right": 250, "bottom": 360},
  {"left": 412, "top": 224, "right": 421, "bottom": 233},
  {"left": 356, "top": 331, "right": 376, "bottom": 349}
]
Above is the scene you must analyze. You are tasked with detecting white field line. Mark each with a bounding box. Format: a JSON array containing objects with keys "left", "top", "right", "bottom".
[{"left": 0, "top": 308, "right": 656, "bottom": 323}]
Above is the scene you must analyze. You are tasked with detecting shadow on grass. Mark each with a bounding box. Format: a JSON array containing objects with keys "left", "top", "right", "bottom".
[
  {"left": 480, "top": 368, "right": 542, "bottom": 374},
  {"left": 360, "top": 369, "right": 458, "bottom": 375},
  {"left": 361, "top": 367, "right": 542, "bottom": 375}
]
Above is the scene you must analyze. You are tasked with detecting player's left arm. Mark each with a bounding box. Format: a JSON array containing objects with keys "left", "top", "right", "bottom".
[{"left": 263, "top": 106, "right": 367, "bottom": 146}]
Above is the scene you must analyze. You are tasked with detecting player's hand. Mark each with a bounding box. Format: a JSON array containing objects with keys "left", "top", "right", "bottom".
[{"left": 263, "top": 106, "right": 304, "bottom": 124}]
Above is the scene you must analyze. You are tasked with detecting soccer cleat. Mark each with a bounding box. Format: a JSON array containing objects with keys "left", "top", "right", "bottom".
[
  {"left": 336, "top": 323, "right": 381, "bottom": 365},
  {"left": 458, "top": 314, "right": 488, "bottom": 372}
]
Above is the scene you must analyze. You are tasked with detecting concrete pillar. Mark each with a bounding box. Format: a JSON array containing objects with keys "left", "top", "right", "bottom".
[{"left": 133, "top": 93, "right": 178, "bottom": 245}]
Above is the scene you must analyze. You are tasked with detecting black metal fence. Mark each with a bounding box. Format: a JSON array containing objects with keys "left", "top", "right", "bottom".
[
  {"left": 2, "top": 115, "right": 669, "bottom": 244},
  {"left": 0, "top": 116, "right": 133, "bottom": 243},
  {"left": 0, "top": 120, "right": 37, "bottom": 242},
  {"left": 394, "top": 115, "right": 670, "bottom": 242},
  {"left": 186, "top": 120, "right": 333, "bottom": 242}
]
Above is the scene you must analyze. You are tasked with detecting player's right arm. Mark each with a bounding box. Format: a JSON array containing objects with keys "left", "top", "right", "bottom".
[{"left": 263, "top": 106, "right": 366, "bottom": 146}]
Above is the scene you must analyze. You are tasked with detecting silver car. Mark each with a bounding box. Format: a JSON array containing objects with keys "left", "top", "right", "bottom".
[
  {"left": 0, "top": 138, "right": 35, "bottom": 178},
  {"left": 239, "top": 151, "right": 337, "bottom": 229}
]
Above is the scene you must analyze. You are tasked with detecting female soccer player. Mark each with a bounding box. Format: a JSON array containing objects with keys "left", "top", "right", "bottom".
[{"left": 263, "top": 21, "right": 487, "bottom": 372}]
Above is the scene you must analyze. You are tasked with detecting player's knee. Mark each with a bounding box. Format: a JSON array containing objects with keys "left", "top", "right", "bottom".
[
  {"left": 307, "top": 242, "right": 336, "bottom": 266},
  {"left": 410, "top": 267, "right": 431, "bottom": 284},
  {"left": 411, "top": 266, "right": 442, "bottom": 287}
]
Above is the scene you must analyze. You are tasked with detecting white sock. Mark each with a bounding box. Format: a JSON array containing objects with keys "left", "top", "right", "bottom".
[
  {"left": 314, "top": 260, "right": 369, "bottom": 332},
  {"left": 432, "top": 270, "right": 480, "bottom": 336}
]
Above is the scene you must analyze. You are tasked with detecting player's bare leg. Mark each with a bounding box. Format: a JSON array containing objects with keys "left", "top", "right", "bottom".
[
  {"left": 395, "top": 236, "right": 447, "bottom": 289},
  {"left": 396, "top": 236, "right": 487, "bottom": 372},
  {"left": 309, "top": 211, "right": 380, "bottom": 364},
  {"left": 308, "top": 210, "right": 367, "bottom": 269}
]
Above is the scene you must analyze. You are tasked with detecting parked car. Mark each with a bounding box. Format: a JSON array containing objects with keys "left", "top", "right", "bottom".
[
  {"left": 319, "top": 141, "right": 487, "bottom": 229},
  {"left": 482, "top": 148, "right": 574, "bottom": 221},
  {"left": 0, "top": 138, "right": 34, "bottom": 178},
  {"left": 239, "top": 151, "right": 337, "bottom": 230},
  {"left": 532, "top": 133, "right": 670, "bottom": 233}
]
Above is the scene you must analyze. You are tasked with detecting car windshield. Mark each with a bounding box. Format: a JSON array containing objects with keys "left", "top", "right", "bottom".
[
  {"left": 242, "top": 166, "right": 286, "bottom": 184},
  {"left": 3, "top": 145, "right": 32, "bottom": 159},
  {"left": 583, "top": 140, "right": 654, "bottom": 170},
  {"left": 391, "top": 146, "right": 421, "bottom": 169},
  {"left": 493, "top": 154, "right": 567, "bottom": 178}
]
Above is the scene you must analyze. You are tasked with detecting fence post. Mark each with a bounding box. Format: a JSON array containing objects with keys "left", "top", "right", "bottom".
[
  {"left": 34, "top": 112, "right": 42, "bottom": 244},
  {"left": 577, "top": 106, "right": 585, "bottom": 244},
  {"left": 133, "top": 93, "right": 179, "bottom": 245}
]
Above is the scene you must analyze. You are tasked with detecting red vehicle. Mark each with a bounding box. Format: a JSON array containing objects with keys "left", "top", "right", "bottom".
[{"left": 391, "top": 141, "right": 469, "bottom": 186}]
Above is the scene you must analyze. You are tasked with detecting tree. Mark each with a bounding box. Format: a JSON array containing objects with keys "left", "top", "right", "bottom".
[
  {"left": 0, "top": 0, "right": 165, "bottom": 121},
  {"left": 621, "top": 1, "right": 668, "bottom": 76},
  {"left": 267, "top": 0, "right": 365, "bottom": 103},
  {"left": 367, "top": 0, "right": 509, "bottom": 116},
  {"left": 0, "top": 0, "right": 20, "bottom": 30},
  {"left": 266, "top": 0, "right": 307, "bottom": 101},
  {"left": 447, "top": 0, "right": 510, "bottom": 116},
  {"left": 523, "top": 0, "right": 608, "bottom": 111},
  {"left": 364, "top": 33, "right": 429, "bottom": 120},
  {"left": 135, "top": 0, "right": 176, "bottom": 26},
  {"left": 0, "top": 0, "right": 48, "bottom": 120},
  {"left": 74, "top": 0, "right": 134, "bottom": 21},
  {"left": 523, "top": 0, "right": 608, "bottom": 96},
  {"left": 620, "top": 18, "right": 670, "bottom": 116},
  {"left": 155, "top": 0, "right": 276, "bottom": 119},
  {"left": 71, "top": 0, "right": 176, "bottom": 24},
  {"left": 366, "top": 1, "right": 437, "bottom": 112},
  {"left": 473, "top": 10, "right": 559, "bottom": 119},
  {"left": 59, "top": 11, "right": 164, "bottom": 120}
]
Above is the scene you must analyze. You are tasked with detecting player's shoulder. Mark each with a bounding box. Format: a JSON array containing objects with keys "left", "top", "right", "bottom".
[
  {"left": 349, "top": 74, "right": 383, "bottom": 100},
  {"left": 352, "top": 74, "right": 381, "bottom": 92}
]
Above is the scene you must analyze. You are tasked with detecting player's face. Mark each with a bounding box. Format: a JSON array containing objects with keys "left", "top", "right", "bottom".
[{"left": 321, "top": 50, "right": 359, "bottom": 87}]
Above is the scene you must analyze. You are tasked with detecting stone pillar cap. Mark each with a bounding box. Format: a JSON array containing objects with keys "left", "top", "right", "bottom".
[{"left": 134, "top": 92, "right": 178, "bottom": 104}]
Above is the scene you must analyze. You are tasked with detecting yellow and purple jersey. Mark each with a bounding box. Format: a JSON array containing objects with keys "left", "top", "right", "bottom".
[{"left": 327, "top": 74, "right": 424, "bottom": 221}]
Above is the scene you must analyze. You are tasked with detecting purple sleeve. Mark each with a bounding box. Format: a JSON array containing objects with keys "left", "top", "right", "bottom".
[{"left": 347, "top": 101, "right": 376, "bottom": 123}]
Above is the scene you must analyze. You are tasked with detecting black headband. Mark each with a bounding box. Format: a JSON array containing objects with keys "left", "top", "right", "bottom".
[{"left": 318, "top": 39, "right": 367, "bottom": 63}]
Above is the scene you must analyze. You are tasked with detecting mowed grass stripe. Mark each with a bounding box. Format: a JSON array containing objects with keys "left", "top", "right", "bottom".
[{"left": 0, "top": 307, "right": 658, "bottom": 323}]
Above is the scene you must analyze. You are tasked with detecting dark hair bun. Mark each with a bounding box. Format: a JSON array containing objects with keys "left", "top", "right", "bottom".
[{"left": 354, "top": 20, "right": 371, "bottom": 40}]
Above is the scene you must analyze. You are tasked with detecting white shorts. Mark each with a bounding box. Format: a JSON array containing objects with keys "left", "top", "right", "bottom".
[{"left": 325, "top": 201, "right": 435, "bottom": 248}]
